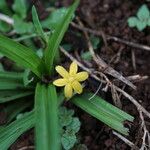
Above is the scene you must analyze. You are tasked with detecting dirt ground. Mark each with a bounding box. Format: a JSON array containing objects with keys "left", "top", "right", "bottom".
[{"left": 5, "top": 0, "right": 150, "bottom": 149}]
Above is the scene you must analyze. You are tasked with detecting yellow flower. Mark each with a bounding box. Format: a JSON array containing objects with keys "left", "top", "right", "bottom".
[{"left": 53, "top": 61, "right": 89, "bottom": 98}]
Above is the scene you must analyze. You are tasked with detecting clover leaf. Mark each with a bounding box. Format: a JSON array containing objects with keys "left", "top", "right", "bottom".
[
  {"left": 59, "top": 107, "right": 81, "bottom": 150},
  {"left": 137, "top": 4, "right": 149, "bottom": 20},
  {"left": 61, "top": 133, "right": 77, "bottom": 150},
  {"left": 13, "top": 15, "right": 33, "bottom": 34},
  {"left": 12, "top": 0, "right": 27, "bottom": 19},
  {"left": 59, "top": 106, "right": 74, "bottom": 126},
  {"left": 128, "top": 4, "right": 150, "bottom": 31}
]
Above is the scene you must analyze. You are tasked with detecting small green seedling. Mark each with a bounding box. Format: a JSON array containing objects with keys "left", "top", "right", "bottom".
[
  {"left": 128, "top": 4, "right": 150, "bottom": 31},
  {"left": 59, "top": 107, "right": 81, "bottom": 150}
]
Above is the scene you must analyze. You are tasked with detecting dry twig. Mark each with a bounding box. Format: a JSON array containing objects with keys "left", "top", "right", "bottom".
[
  {"left": 139, "top": 111, "right": 150, "bottom": 150},
  {"left": 113, "top": 131, "right": 139, "bottom": 150},
  {"left": 127, "top": 75, "right": 149, "bottom": 83},
  {"left": 0, "top": 13, "right": 14, "bottom": 25},
  {"left": 71, "top": 22, "right": 150, "bottom": 52},
  {"left": 131, "top": 50, "right": 136, "bottom": 71},
  {"left": 18, "top": 146, "right": 34, "bottom": 150},
  {"left": 75, "top": 17, "right": 136, "bottom": 90}
]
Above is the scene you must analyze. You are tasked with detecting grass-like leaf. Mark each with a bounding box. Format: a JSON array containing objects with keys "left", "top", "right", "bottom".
[
  {"left": 32, "top": 6, "right": 48, "bottom": 43},
  {"left": 0, "top": 90, "right": 33, "bottom": 103},
  {"left": 0, "top": 111, "right": 34, "bottom": 150},
  {"left": 35, "top": 83, "right": 60, "bottom": 150},
  {"left": 86, "top": 93, "right": 134, "bottom": 122},
  {"left": 0, "top": 71, "right": 23, "bottom": 80},
  {"left": 44, "top": 0, "right": 79, "bottom": 74},
  {"left": 0, "top": 71, "right": 26, "bottom": 90},
  {"left": 0, "top": 79, "right": 31, "bottom": 90},
  {"left": 71, "top": 93, "right": 134, "bottom": 135},
  {"left": 4, "top": 99, "right": 33, "bottom": 123},
  {"left": 0, "top": 34, "right": 44, "bottom": 77}
]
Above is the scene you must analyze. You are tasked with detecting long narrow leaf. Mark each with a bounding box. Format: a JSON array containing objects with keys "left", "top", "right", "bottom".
[
  {"left": 32, "top": 6, "right": 48, "bottom": 42},
  {"left": 35, "top": 83, "right": 60, "bottom": 150},
  {"left": 0, "top": 111, "right": 34, "bottom": 150},
  {"left": 0, "top": 90, "right": 33, "bottom": 103},
  {"left": 80, "top": 93, "right": 134, "bottom": 122},
  {"left": 71, "top": 94, "right": 134, "bottom": 135},
  {"left": 0, "top": 71, "right": 23, "bottom": 80},
  {"left": 0, "top": 34, "right": 44, "bottom": 77},
  {"left": 44, "top": 0, "right": 79, "bottom": 74},
  {"left": 86, "top": 93, "right": 134, "bottom": 121},
  {"left": 0, "top": 80, "right": 32, "bottom": 90},
  {"left": 4, "top": 99, "right": 33, "bottom": 123}
]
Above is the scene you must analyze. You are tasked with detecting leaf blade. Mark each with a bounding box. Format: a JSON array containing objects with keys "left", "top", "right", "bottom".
[
  {"left": 44, "top": 0, "right": 79, "bottom": 74},
  {"left": 0, "top": 111, "right": 34, "bottom": 150},
  {"left": 84, "top": 93, "right": 134, "bottom": 122},
  {"left": 71, "top": 94, "right": 134, "bottom": 135},
  {"left": 12, "top": 0, "right": 27, "bottom": 19},
  {"left": 4, "top": 99, "right": 32, "bottom": 123},
  {"left": 32, "top": 6, "right": 48, "bottom": 42},
  {"left": 0, "top": 90, "right": 33, "bottom": 103},
  {"left": 0, "top": 34, "right": 44, "bottom": 77},
  {"left": 35, "top": 83, "right": 60, "bottom": 150},
  {"left": 137, "top": 4, "right": 149, "bottom": 20}
]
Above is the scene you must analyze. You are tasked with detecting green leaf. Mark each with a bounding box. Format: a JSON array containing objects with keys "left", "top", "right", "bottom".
[
  {"left": 0, "top": 71, "right": 33, "bottom": 91},
  {"left": 137, "top": 4, "right": 150, "bottom": 20},
  {"left": 0, "top": 80, "right": 32, "bottom": 90},
  {"left": 58, "top": 91, "right": 65, "bottom": 105},
  {"left": 136, "top": 20, "right": 147, "bottom": 31},
  {"left": 0, "top": 64, "right": 4, "bottom": 71},
  {"left": 148, "top": 18, "right": 150, "bottom": 26},
  {"left": 62, "top": 44, "right": 72, "bottom": 51},
  {"left": 0, "top": 111, "right": 34, "bottom": 150},
  {"left": 23, "top": 69, "right": 34, "bottom": 86},
  {"left": 81, "top": 51, "right": 92, "bottom": 61},
  {"left": 35, "top": 83, "right": 60, "bottom": 150},
  {"left": 60, "top": 107, "right": 81, "bottom": 150},
  {"left": 42, "top": 8, "right": 69, "bottom": 30},
  {"left": 86, "top": 94, "right": 134, "bottom": 122},
  {"left": 59, "top": 107, "right": 74, "bottom": 126},
  {"left": 0, "top": 34, "right": 44, "bottom": 78},
  {"left": 0, "top": 71, "right": 23, "bottom": 80},
  {"left": 13, "top": 15, "right": 33, "bottom": 34},
  {"left": 0, "top": 78, "right": 27, "bottom": 90},
  {"left": 12, "top": 0, "right": 27, "bottom": 19},
  {"left": 90, "top": 35, "right": 100, "bottom": 49},
  {"left": 4, "top": 99, "right": 32, "bottom": 123},
  {"left": 36, "top": 48, "right": 44, "bottom": 58},
  {"left": 0, "top": 90, "right": 33, "bottom": 103},
  {"left": 61, "top": 132, "right": 76, "bottom": 150},
  {"left": 0, "top": 21, "right": 11, "bottom": 32},
  {"left": 71, "top": 93, "right": 134, "bottom": 135},
  {"left": 44, "top": 0, "right": 79, "bottom": 74},
  {"left": 67, "top": 117, "right": 81, "bottom": 133},
  {"left": 128, "top": 17, "right": 138, "bottom": 27},
  {"left": 0, "top": 0, "right": 11, "bottom": 14},
  {"left": 32, "top": 6, "right": 48, "bottom": 42}
]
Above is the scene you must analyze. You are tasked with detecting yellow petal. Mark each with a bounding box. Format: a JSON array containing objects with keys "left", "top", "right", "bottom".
[
  {"left": 55, "top": 66, "right": 69, "bottom": 78},
  {"left": 53, "top": 78, "right": 67, "bottom": 86},
  {"left": 64, "top": 84, "right": 73, "bottom": 98},
  {"left": 71, "top": 81, "right": 83, "bottom": 94},
  {"left": 76, "top": 72, "right": 89, "bottom": 81},
  {"left": 69, "top": 61, "right": 78, "bottom": 75}
]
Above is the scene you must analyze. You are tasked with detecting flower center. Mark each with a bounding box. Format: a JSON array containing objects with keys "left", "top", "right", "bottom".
[{"left": 68, "top": 76, "right": 75, "bottom": 83}]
